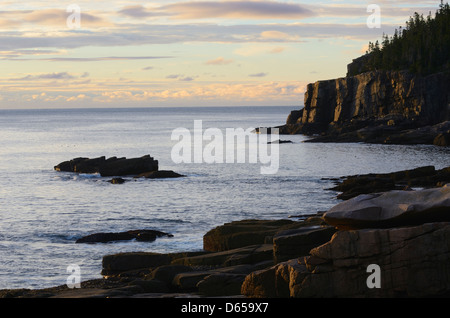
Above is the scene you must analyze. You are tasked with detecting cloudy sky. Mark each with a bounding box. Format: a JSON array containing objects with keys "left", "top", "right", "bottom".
[{"left": 0, "top": 0, "right": 440, "bottom": 109}]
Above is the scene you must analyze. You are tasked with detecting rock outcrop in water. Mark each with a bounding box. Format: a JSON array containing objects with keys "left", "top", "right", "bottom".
[
  {"left": 54, "top": 155, "right": 185, "bottom": 180},
  {"left": 54, "top": 155, "right": 159, "bottom": 177},
  {"left": 278, "top": 70, "right": 450, "bottom": 146}
]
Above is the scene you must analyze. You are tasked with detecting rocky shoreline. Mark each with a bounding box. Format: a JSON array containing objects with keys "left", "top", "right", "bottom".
[{"left": 2, "top": 165, "right": 450, "bottom": 298}]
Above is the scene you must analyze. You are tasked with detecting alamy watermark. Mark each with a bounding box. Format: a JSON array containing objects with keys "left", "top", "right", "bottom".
[
  {"left": 66, "top": 4, "right": 81, "bottom": 29},
  {"left": 367, "top": 4, "right": 381, "bottom": 29},
  {"left": 171, "top": 120, "right": 280, "bottom": 175},
  {"left": 366, "top": 264, "right": 381, "bottom": 289},
  {"left": 66, "top": 264, "right": 81, "bottom": 289}
]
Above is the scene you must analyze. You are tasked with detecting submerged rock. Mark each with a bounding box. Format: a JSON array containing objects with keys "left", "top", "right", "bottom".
[
  {"left": 267, "top": 140, "right": 293, "bottom": 144},
  {"left": 75, "top": 229, "right": 173, "bottom": 244},
  {"left": 108, "top": 177, "right": 127, "bottom": 184},
  {"left": 135, "top": 170, "right": 185, "bottom": 179}
]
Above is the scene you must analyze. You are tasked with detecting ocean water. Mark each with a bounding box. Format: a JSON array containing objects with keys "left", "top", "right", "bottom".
[{"left": 0, "top": 106, "right": 449, "bottom": 290}]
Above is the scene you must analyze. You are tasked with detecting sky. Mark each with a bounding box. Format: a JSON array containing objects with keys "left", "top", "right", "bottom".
[{"left": 0, "top": 0, "right": 442, "bottom": 109}]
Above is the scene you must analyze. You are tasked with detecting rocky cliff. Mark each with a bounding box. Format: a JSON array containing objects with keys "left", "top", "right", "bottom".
[{"left": 280, "top": 69, "right": 450, "bottom": 146}]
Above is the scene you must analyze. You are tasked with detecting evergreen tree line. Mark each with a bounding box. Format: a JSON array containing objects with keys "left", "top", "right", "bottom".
[{"left": 360, "top": 1, "right": 450, "bottom": 76}]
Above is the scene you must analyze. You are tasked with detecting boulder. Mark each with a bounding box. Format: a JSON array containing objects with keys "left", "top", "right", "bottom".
[
  {"left": 127, "top": 278, "right": 170, "bottom": 294},
  {"left": 150, "top": 265, "right": 194, "bottom": 286},
  {"left": 241, "top": 259, "right": 303, "bottom": 298},
  {"left": 172, "top": 272, "right": 217, "bottom": 291},
  {"left": 102, "top": 252, "right": 172, "bottom": 277},
  {"left": 196, "top": 273, "right": 246, "bottom": 296},
  {"left": 76, "top": 229, "right": 173, "bottom": 244},
  {"left": 273, "top": 226, "right": 337, "bottom": 263},
  {"left": 323, "top": 186, "right": 450, "bottom": 230},
  {"left": 434, "top": 131, "right": 450, "bottom": 147},
  {"left": 242, "top": 222, "right": 450, "bottom": 298},
  {"left": 203, "top": 219, "right": 292, "bottom": 252},
  {"left": 203, "top": 218, "right": 324, "bottom": 252},
  {"left": 101, "top": 251, "right": 207, "bottom": 276},
  {"left": 172, "top": 244, "right": 275, "bottom": 267}
]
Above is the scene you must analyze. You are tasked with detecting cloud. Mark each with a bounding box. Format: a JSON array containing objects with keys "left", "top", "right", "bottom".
[
  {"left": 7, "top": 56, "right": 173, "bottom": 62},
  {"left": 9, "top": 71, "right": 92, "bottom": 82},
  {"left": 142, "top": 66, "right": 154, "bottom": 71},
  {"left": 12, "top": 72, "right": 76, "bottom": 81},
  {"left": 0, "top": 49, "right": 65, "bottom": 58},
  {"left": 205, "top": 57, "right": 234, "bottom": 65},
  {"left": 118, "top": 5, "right": 155, "bottom": 18},
  {"left": 260, "top": 30, "right": 297, "bottom": 41},
  {"left": 22, "top": 8, "right": 110, "bottom": 27},
  {"left": 93, "top": 80, "right": 307, "bottom": 104},
  {"left": 159, "top": 1, "right": 315, "bottom": 20},
  {"left": 166, "top": 74, "right": 196, "bottom": 81},
  {"left": 179, "top": 76, "right": 195, "bottom": 82},
  {"left": 249, "top": 72, "right": 268, "bottom": 77},
  {"left": 234, "top": 44, "right": 288, "bottom": 56},
  {"left": 269, "top": 47, "right": 285, "bottom": 54},
  {"left": 0, "top": 21, "right": 398, "bottom": 53}
]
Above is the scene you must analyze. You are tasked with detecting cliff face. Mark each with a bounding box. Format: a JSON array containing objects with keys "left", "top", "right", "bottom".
[{"left": 283, "top": 69, "right": 450, "bottom": 145}]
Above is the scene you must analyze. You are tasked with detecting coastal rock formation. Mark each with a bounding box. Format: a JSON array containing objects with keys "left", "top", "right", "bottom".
[
  {"left": 203, "top": 218, "right": 325, "bottom": 252},
  {"left": 323, "top": 185, "right": 450, "bottom": 230},
  {"left": 329, "top": 165, "right": 450, "bottom": 200},
  {"left": 240, "top": 181, "right": 450, "bottom": 298},
  {"left": 54, "top": 155, "right": 159, "bottom": 177},
  {"left": 4, "top": 209, "right": 450, "bottom": 298},
  {"left": 272, "top": 226, "right": 336, "bottom": 263},
  {"left": 75, "top": 229, "right": 174, "bottom": 244},
  {"left": 203, "top": 219, "right": 297, "bottom": 252},
  {"left": 277, "top": 69, "right": 450, "bottom": 145},
  {"left": 241, "top": 222, "right": 450, "bottom": 298}
]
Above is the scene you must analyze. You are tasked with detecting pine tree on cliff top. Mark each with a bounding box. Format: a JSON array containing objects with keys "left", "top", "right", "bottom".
[{"left": 358, "top": 1, "right": 450, "bottom": 76}]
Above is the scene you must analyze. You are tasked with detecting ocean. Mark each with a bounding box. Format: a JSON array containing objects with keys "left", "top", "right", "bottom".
[{"left": 0, "top": 106, "right": 449, "bottom": 290}]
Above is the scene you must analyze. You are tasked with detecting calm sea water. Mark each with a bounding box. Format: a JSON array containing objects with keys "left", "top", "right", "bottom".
[{"left": 0, "top": 106, "right": 449, "bottom": 290}]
